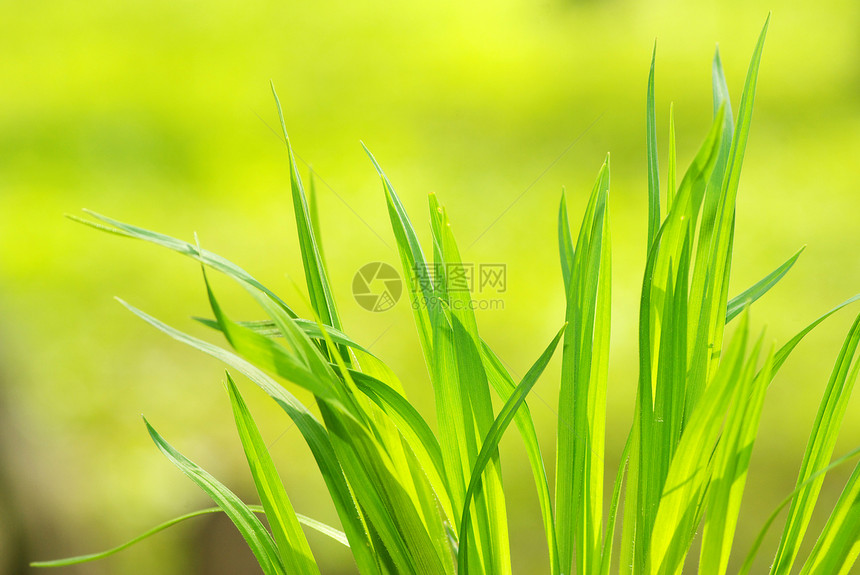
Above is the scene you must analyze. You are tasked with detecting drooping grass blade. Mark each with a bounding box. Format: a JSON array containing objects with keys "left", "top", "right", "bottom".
[{"left": 144, "top": 419, "right": 285, "bottom": 575}]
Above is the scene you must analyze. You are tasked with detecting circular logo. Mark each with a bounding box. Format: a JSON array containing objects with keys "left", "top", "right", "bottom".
[{"left": 352, "top": 262, "right": 402, "bottom": 312}]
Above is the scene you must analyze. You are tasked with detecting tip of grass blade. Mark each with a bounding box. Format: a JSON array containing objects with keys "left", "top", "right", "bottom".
[
  {"left": 270, "top": 81, "right": 290, "bottom": 145},
  {"left": 359, "top": 141, "right": 386, "bottom": 178}
]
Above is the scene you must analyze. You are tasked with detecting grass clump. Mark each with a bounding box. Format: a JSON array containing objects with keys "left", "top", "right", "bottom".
[{"left": 33, "top": 14, "right": 860, "bottom": 575}]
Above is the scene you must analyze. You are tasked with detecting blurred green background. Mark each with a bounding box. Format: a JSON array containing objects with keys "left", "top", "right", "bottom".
[{"left": 1, "top": 0, "right": 859, "bottom": 573}]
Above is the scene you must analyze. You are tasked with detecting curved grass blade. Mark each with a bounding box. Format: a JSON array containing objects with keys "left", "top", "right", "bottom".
[
  {"left": 31, "top": 506, "right": 348, "bottom": 568},
  {"left": 68, "top": 211, "right": 297, "bottom": 319},
  {"left": 319, "top": 327, "right": 456, "bottom": 575},
  {"left": 699, "top": 345, "right": 775, "bottom": 575},
  {"left": 726, "top": 247, "right": 805, "bottom": 323},
  {"left": 739, "top": 445, "right": 860, "bottom": 575},
  {"left": 599, "top": 432, "right": 632, "bottom": 575},
  {"left": 770, "top": 313, "right": 860, "bottom": 575},
  {"left": 118, "top": 300, "right": 381, "bottom": 575},
  {"left": 798, "top": 457, "right": 860, "bottom": 574},
  {"left": 481, "top": 341, "right": 560, "bottom": 575},
  {"left": 226, "top": 373, "right": 321, "bottom": 575},
  {"left": 144, "top": 418, "right": 284, "bottom": 575},
  {"left": 458, "top": 325, "right": 566, "bottom": 574}
]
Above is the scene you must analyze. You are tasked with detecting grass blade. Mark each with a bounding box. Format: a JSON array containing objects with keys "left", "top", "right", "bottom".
[
  {"left": 69, "top": 211, "right": 297, "bottom": 318},
  {"left": 144, "top": 418, "right": 285, "bottom": 575},
  {"left": 271, "top": 84, "right": 342, "bottom": 333},
  {"left": 739, "top": 445, "right": 860, "bottom": 575},
  {"left": 458, "top": 325, "right": 566, "bottom": 574},
  {"left": 226, "top": 373, "right": 321, "bottom": 575},
  {"left": 119, "top": 300, "right": 382, "bottom": 574},
  {"left": 798, "top": 458, "right": 860, "bottom": 574},
  {"left": 699, "top": 345, "right": 775, "bottom": 575},
  {"left": 770, "top": 313, "right": 860, "bottom": 575},
  {"left": 30, "top": 506, "right": 349, "bottom": 569},
  {"left": 726, "top": 247, "right": 804, "bottom": 323},
  {"left": 556, "top": 155, "right": 611, "bottom": 575},
  {"left": 481, "top": 341, "right": 560, "bottom": 574},
  {"left": 648, "top": 312, "right": 757, "bottom": 575},
  {"left": 646, "top": 42, "right": 660, "bottom": 249}
]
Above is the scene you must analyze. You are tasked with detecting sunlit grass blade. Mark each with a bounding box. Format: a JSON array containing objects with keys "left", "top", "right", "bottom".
[
  {"left": 646, "top": 42, "right": 660, "bottom": 249},
  {"left": 201, "top": 268, "right": 349, "bottom": 407},
  {"left": 667, "top": 103, "right": 676, "bottom": 211},
  {"left": 69, "top": 211, "right": 297, "bottom": 318},
  {"left": 347, "top": 369, "right": 454, "bottom": 523},
  {"left": 361, "top": 142, "right": 434, "bottom": 362},
  {"left": 626, "top": 222, "right": 667, "bottom": 575},
  {"left": 769, "top": 294, "right": 860, "bottom": 376},
  {"left": 195, "top": 316, "right": 374, "bottom": 355},
  {"left": 648, "top": 312, "right": 758, "bottom": 575},
  {"left": 143, "top": 418, "right": 285, "bottom": 575},
  {"left": 599, "top": 432, "right": 632, "bottom": 575},
  {"left": 699, "top": 345, "right": 775, "bottom": 575},
  {"left": 320, "top": 330, "right": 456, "bottom": 575},
  {"left": 429, "top": 192, "right": 511, "bottom": 575},
  {"left": 689, "top": 15, "right": 770, "bottom": 411},
  {"left": 648, "top": 106, "right": 725, "bottom": 429},
  {"left": 30, "top": 506, "right": 348, "bottom": 568},
  {"left": 271, "top": 83, "right": 341, "bottom": 332},
  {"left": 770, "top": 313, "right": 860, "bottom": 575},
  {"left": 226, "top": 372, "right": 321, "bottom": 575},
  {"left": 798, "top": 458, "right": 860, "bottom": 574},
  {"left": 458, "top": 325, "right": 566, "bottom": 574},
  {"left": 738, "top": 445, "right": 860, "bottom": 575},
  {"left": 726, "top": 246, "right": 804, "bottom": 323},
  {"left": 556, "top": 155, "right": 610, "bottom": 575},
  {"left": 308, "top": 172, "right": 327, "bottom": 267},
  {"left": 118, "top": 300, "right": 382, "bottom": 574},
  {"left": 481, "top": 342, "right": 559, "bottom": 574}
]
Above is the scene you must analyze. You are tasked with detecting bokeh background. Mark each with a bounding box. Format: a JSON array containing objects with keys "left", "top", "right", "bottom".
[{"left": 1, "top": 0, "right": 859, "bottom": 573}]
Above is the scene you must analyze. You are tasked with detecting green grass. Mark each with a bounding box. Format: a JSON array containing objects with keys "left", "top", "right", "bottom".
[{"left": 32, "top": 15, "right": 860, "bottom": 574}]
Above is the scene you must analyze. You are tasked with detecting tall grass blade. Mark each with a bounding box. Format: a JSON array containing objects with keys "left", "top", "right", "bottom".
[
  {"left": 739, "top": 445, "right": 860, "bottom": 575},
  {"left": 798, "top": 458, "right": 860, "bottom": 574},
  {"left": 226, "top": 373, "right": 321, "bottom": 575},
  {"left": 556, "top": 156, "right": 611, "bottom": 575},
  {"left": 770, "top": 313, "right": 860, "bottom": 574},
  {"left": 482, "top": 342, "right": 560, "bottom": 574},
  {"left": 458, "top": 325, "right": 566, "bottom": 574},
  {"left": 646, "top": 43, "right": 660, "bottom": 250},
  {"left": 647, "top": 312, "right": 758, "bottom": 575},
  {"left": 429, "top": 193, "right": 511, "bottom": 575},
  {"left": 699, "top": 345, "right": 775, "bottom": 575},
  {"left": 271, "top": 84, "right": 342, "bottom": 332}
]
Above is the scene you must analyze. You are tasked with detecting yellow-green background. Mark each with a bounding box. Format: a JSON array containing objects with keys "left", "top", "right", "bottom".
[{"left": 1, "top": 0, "right": 858, "bottom": 573}]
